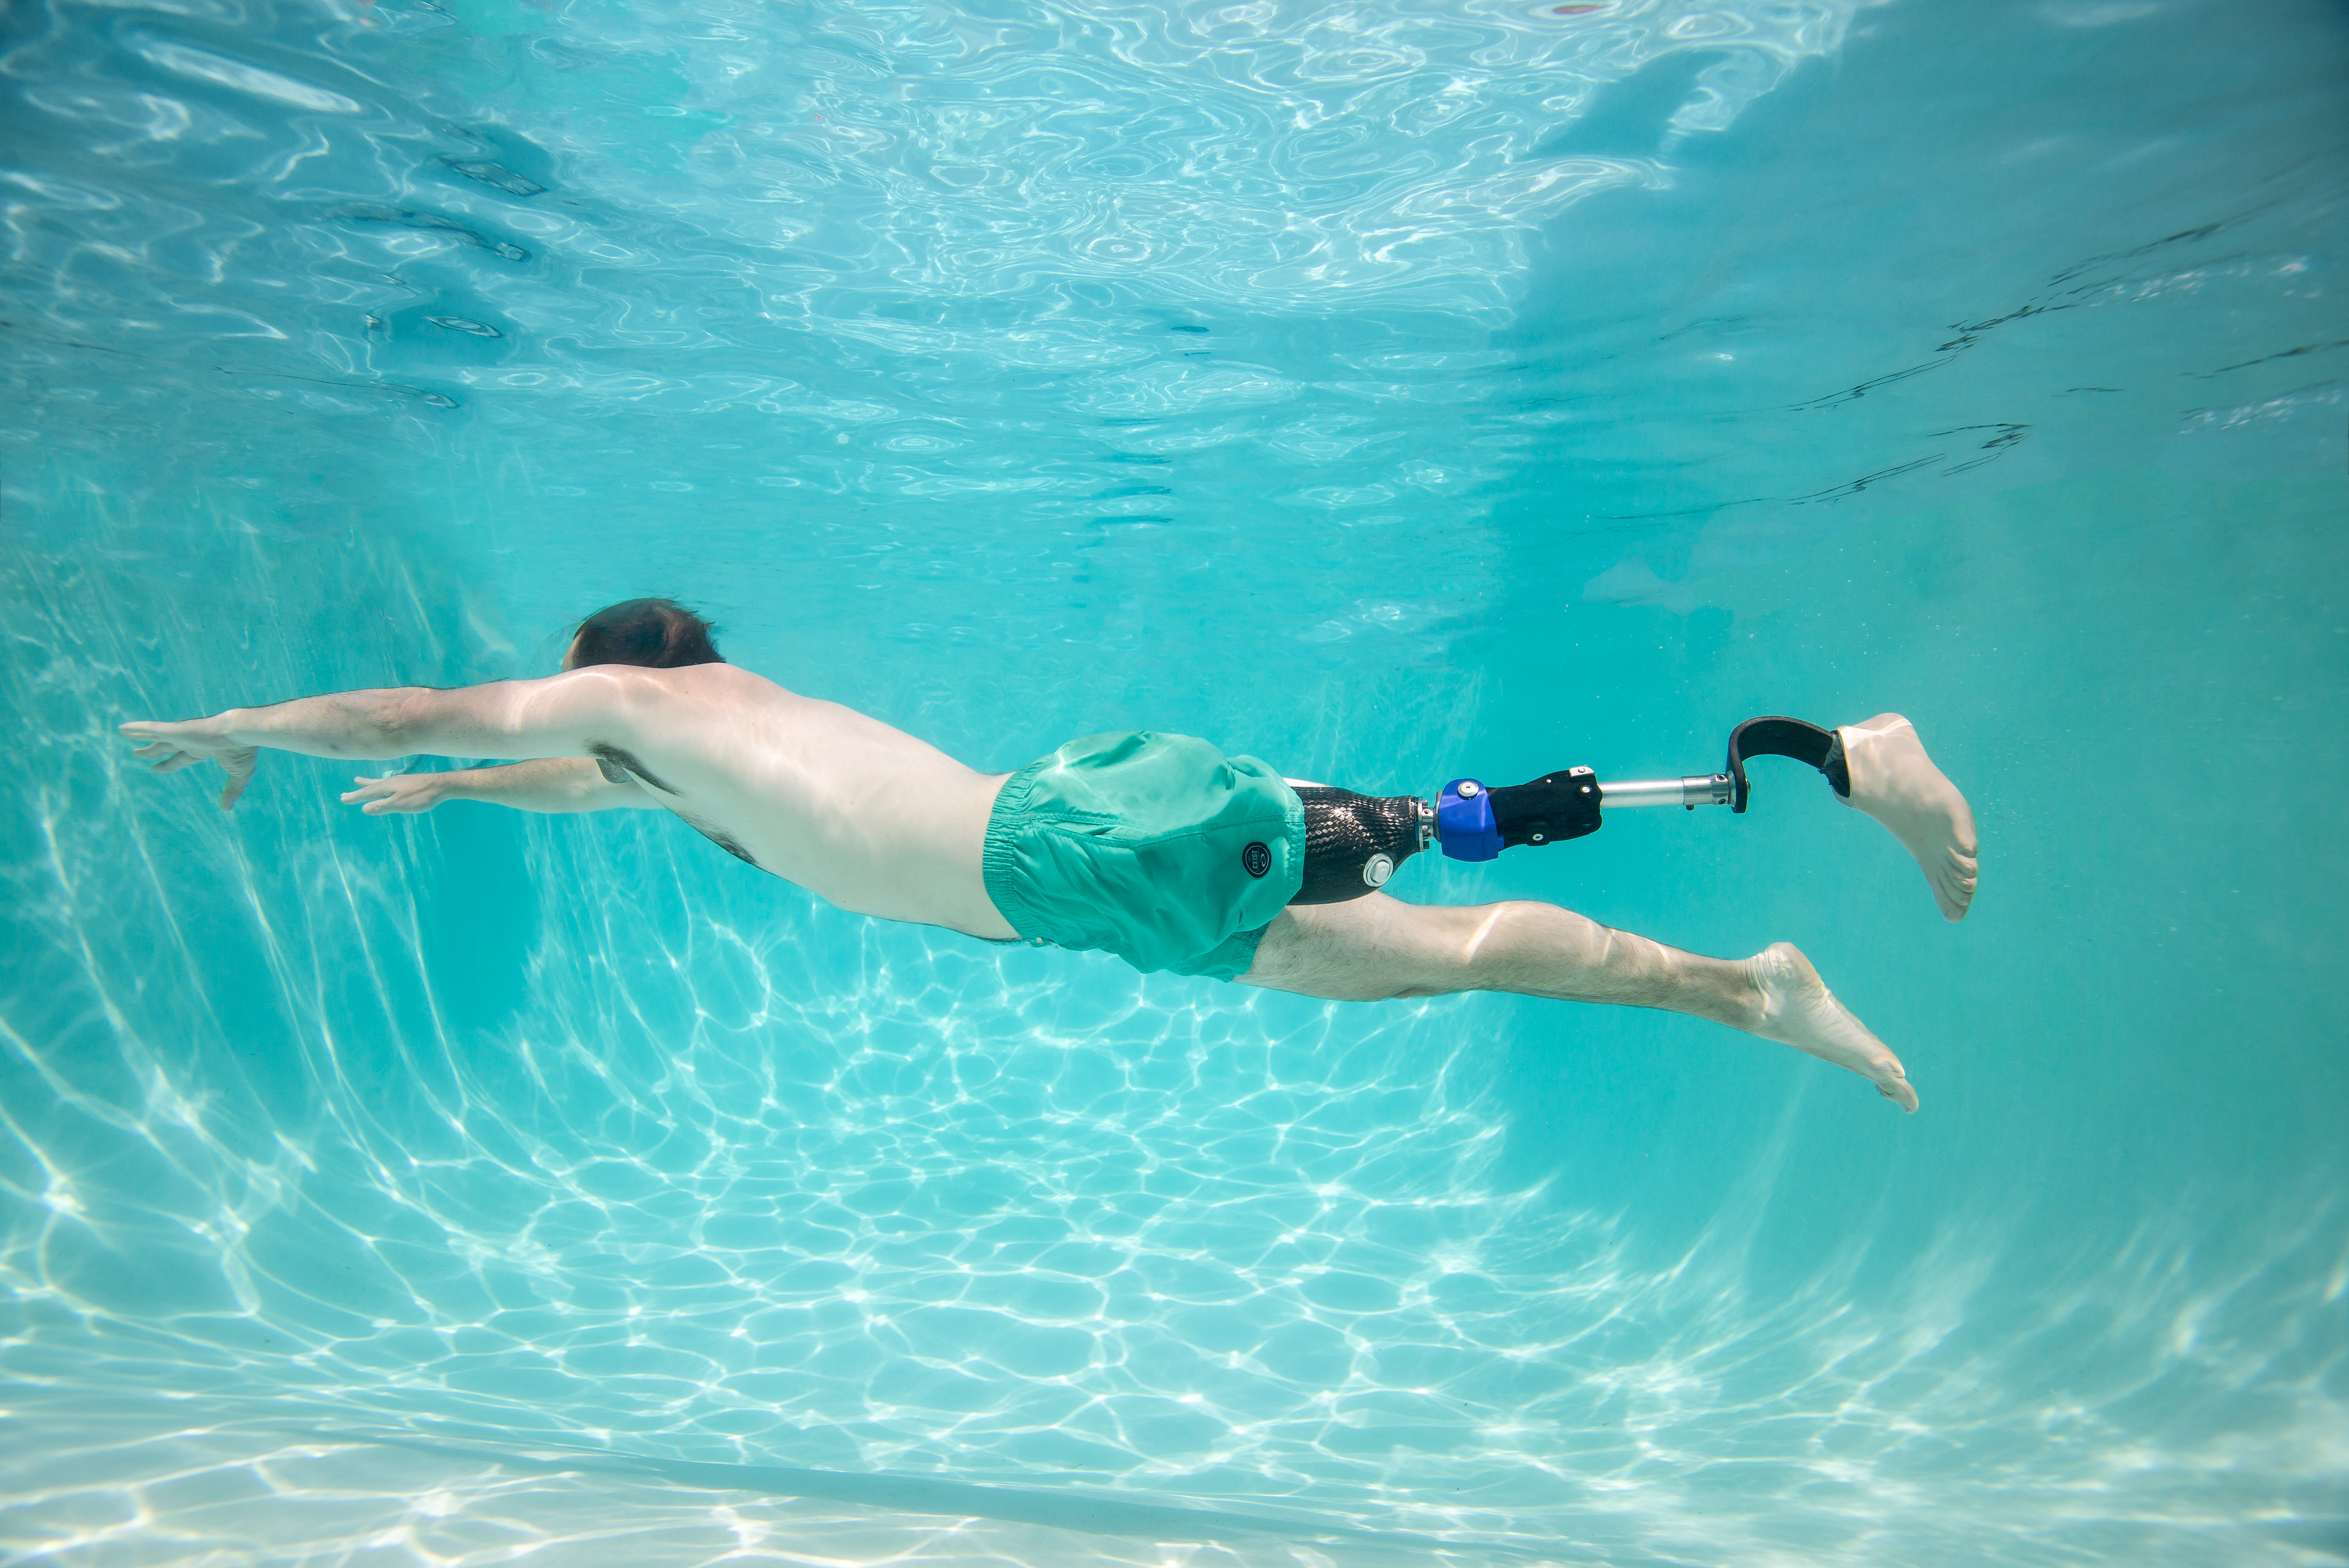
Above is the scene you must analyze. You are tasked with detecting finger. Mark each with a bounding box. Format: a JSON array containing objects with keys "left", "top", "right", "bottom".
[
  {"left": 151, "top": 753, "right": 201, "bottom": 774},
  {"left": 130, "top": 742, "right": 177, "bottom": 759},
  {"left": 219, "top": 772, "right": 250, "bottom": 810}
]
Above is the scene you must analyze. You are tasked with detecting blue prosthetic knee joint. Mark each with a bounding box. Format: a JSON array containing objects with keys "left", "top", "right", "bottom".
[{"left": 1435, "top": 778, "right": 1504, "bottom": 861}]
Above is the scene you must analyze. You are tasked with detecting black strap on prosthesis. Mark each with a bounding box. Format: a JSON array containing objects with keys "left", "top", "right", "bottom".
[{"left": 1725, "top": 716, "right": 1850, "bottom": 814}]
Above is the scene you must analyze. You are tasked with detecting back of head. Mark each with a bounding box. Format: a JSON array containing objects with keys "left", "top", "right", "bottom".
[{"left": 568, "top": 598, "right": 725, "bottom": 669}]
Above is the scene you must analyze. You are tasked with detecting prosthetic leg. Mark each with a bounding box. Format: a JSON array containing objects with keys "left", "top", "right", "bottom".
[{"left": 1293, "top": 713, "right": 1977, "bottom": 921}]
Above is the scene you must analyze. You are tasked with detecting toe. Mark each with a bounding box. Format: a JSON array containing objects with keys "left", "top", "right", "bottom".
[
  {"left": 1870, "top": 1051, "right": 1920, "bottom": 1111},
  {"left": 1940, "top": 873, "right": 1976, "bottom": 922}
]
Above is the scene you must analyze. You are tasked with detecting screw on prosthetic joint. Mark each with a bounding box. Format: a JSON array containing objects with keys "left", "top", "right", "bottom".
[{"left": 1725, "top": 716, "right": 1852, "bottom": 814}]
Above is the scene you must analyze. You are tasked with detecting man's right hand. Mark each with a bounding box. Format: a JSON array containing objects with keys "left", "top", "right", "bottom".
[{"left": 342, "top": 773, "right": 449, "bottom": 815}]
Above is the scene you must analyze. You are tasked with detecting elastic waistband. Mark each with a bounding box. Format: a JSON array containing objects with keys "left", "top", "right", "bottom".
[{"left": 981, "top": 758, "right": 1054, "bottom": 946}]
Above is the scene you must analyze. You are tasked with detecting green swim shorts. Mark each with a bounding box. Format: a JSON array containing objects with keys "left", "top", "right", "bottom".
[{"left": 983, "top": 731, "right": 1306, "bottom": 980}]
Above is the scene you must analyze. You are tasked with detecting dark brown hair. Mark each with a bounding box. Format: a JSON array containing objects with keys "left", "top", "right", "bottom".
[{"left": 569, "top": 599, "right": 724, "bottom": 669}]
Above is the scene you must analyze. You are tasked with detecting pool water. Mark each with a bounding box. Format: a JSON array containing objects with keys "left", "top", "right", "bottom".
[{"left": 3, "top": 0, "right": 2345, "bottom": 1563}]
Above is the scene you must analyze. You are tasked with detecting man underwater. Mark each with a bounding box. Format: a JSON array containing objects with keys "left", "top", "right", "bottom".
[{"left": 121, "top": 598, "right": 1978, "bottom": 1113}]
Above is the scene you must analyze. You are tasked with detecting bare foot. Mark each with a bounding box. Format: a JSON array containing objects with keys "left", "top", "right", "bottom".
[
  {"left": 1745, "top": 942, "right": 1918, "bottom": 1112},
  {"left": 1839, "top": 713, "right": 1979, "bottom": 923}
]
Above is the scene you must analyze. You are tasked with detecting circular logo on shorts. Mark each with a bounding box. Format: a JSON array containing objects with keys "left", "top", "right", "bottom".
[{"left": 1241, "top": 841, "right": 1271, "bottom": 878}]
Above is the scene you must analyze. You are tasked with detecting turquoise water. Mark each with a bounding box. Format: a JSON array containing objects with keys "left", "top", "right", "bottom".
[{"left": 4, "top": 0, "right": 2346, "bottom": 1561}]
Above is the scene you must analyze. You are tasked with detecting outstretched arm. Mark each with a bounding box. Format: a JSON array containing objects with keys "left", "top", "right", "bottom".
[
  {"left": 120, "top": 672, "right": 633, "bottom": 809},
  {"left": 341, "top": 758, "right": 659, "bottom": 816}
]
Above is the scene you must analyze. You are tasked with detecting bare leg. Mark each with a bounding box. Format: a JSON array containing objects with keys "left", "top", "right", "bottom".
[{"left": 1239, "top": 894, "right": 1918, "bottom": 1112}]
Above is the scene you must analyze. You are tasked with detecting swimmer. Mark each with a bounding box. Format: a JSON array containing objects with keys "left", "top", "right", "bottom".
[{"left": 119, "top": 599, "right": 1978, "bottom": 1114}]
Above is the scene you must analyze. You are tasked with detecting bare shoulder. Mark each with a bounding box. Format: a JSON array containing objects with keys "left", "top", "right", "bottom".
[
  {"left": 556, "top": 662, "right": 808, "bottom": 743},
  {"left": 649, "top": 662, "right": 802, "bottom": 715},
  {"left": 545, "top": 661, "right": 793, "bottom": 707}
]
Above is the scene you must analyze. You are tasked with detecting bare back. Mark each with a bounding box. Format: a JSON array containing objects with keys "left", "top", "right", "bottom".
[{"left": 586, "top": 664, "right": 1019, "bottom": 939}]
